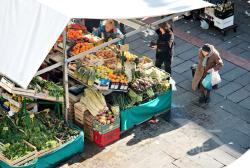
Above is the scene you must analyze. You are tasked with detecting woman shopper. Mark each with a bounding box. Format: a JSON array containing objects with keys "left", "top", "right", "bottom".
[
  {"left": 192, "top": 44, "right": 223, "bottom": 104},
  {"left": 154, "top": 22, "right": 174, "bottom": 75}
]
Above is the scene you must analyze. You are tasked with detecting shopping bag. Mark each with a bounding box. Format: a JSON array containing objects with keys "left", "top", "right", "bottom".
[
  {"left": 202, "top": 73, "right": 212, "bottom": 90},
  {"left": 211, "top": 70, "right": 221, "bottom": 86}
]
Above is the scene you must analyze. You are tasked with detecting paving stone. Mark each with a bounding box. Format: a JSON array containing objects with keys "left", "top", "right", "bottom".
[
  {"left": 234, "top": 72, "right": 250, "bottom": 86},
  {"left": 172, "top": 57, "right": 185, "bottom": 67},
  {"left": 228, "top": 46, "right": 246, "bottom": 55},
  {"left": 144, "top": 49, "right": 156, "bottom": 59},
  {"left": 236, "top": 33, "right": 250, "bottom": 43},
  {"left": 220, "top": 61, "right": 236, "bottom": 75},
  {"left": 129, "top": 38, "right": 145, "bottom": 50},
  {"left": 215, "top": 127, "right": 250, "bottom": 151},
  {"left": 218, "top": 38, "right": 243, "bottom": 50},
  {"left": 237, "top": 42, "right": 250, "bottom": 51},
  {"left": 172, "top": 91, "right": 198, "bottom": 106},
  {"left": 173, "top": 157, "right": 203, "bottom": 168},
  {"left": 218, "top": 100, "right": 250, "bottom": 122},
  {"left": 172, "top": 72, "right": 186, "bottom": 84},
  {"left": 216, "top": 82, "right": 242, "bottom": 97},
  {"left": 219, "top": 78, "right": 230, "bottom": 87},
  {"left": 244, "top": 83, "right": 250, "bottom": 92},
  {"left": 206, "top": 148, "right": 236, "bottom": 166},
  {"left": 136, "top": 45, "right": 151, "bottom": 54},
  {"left": 209, "top": 92, "right": 226, "bottom": 105},
  {"left": 125, "top": 33, "right": 141, "bottom": 43},
  {"left": 222, "top": 67, "right": 248, "bottom": 81},
  {"left": 177, "top": 47, "right": 199, "bottom": 61},
  {"left": 174, "top": 43, "right": 194, "bottom": 55},
  {"left": 187, "top": 153, "right": 224, "bottom": 168},
  {"left": 173, "top": 86, "right": 187, "bottom": 97},
  {"left": 227, "top": 88, "right": 250, "bottom": 103},
  {"left": 172, "top": 60, "right": 195, "bottom": 74},
  {"left": 239, "top": 51, "right": 250, "bottom": 61},
  {"left": 181, "top": 70, "right": 193, "bottom": 80},
  {"left": 239, "top": 97, "right": 250, "bottom": 110},
  {"left": 177, "top": 80, "right": 193, "bottom": 92}
]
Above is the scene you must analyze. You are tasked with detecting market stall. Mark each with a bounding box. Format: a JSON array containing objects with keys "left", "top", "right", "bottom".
[{"left": 0, "top": 0, "right": 213, "bottom": 167}]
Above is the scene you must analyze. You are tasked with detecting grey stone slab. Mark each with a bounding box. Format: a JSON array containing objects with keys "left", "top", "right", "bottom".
[
  {"left": 237, "top": 42, "right": 250, "bottom": 51},
  {"left": 129, "top": 38, "right": 145, "bottom": 50},
  {"left": 216, "top": 82, "right": 242, "bottom": 97},
  {"left": 177, "top": 80, "right": 193, "bottom": 92},
  {"left": 172, "top": 61, "right": 195, "bottom": 74},
  {"left": 218, "top": 38, "right": 243, "bottom": 50},
  {"left": 222, "top": 67, "right": 248, "bottom": 82},
  {"left": 228, "top": 46, "right": 246, "bottom": 55},
  {"left": 239, "top": 97, "right": 250, "bottom": 110},
  {"left": 237, "top": 33, "right": 250, "bottom": 43},
  {"left": 177, "top": 47, "right": 199, "bottom": 61},
  {"left": 172, "top": 72, "right": 186, "bottom": 84},
  {"left": 174, "top": 43, "right": 194, "bottom": 55},
  {"left": 181, "top": 70, "right": 193, "bottom": 80},
  {"left": 244, "top": 83, "right": 250, "bottom": 92},
  {"left": 173, "top": 157, "right": 203, "bottom": 168},
  {"left": 220, "top": 61, "right": 236, "bottom": 75},
  {"left": 218, "top": 100, "right": 250, "bottom": 122},
  {"left": 219, "top": 78, "right": 230, "bottom": 87},
  {"left": 172, "top": 91, "right": 198, "bottom": 106},
  {"left": 125, "top": 33, "right": 141, "bottom": 43},
  {"left": 239, "top": 51, "right": 250, "bottom": 61},
  {"left": 209, "top": 92, "right": 226, "bottom": 105},
  {"left": 206, "top": 148, "right": 236, "bottom": 166},
  {"left": 215, "top": 127, "right": 250, "bottom": 151},
  {"left": 234, "top": 72, "right": 250, "bottom": 86},
  {"left": 172, "top": 57, "right": 185, "bottom": 67},
  {"left": 144, "top": 49, "right": 156, "bottom": 59},
  {"left": 188, "top": 153, "right": 224, "bottom": 168},
  {"left": 227, "top": 88, "right": 250, "bottom": 103}
]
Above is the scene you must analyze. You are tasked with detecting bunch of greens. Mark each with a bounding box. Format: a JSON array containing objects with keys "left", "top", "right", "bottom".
[{"left": 30, "top": 77, "right": 64, "bottom": 98}]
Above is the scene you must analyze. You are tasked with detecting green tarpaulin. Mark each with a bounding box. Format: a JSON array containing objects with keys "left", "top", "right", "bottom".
[
  {"left": 0, "top": 131, "right": 84, "bottom": 168},
  {"left": 120, "top": 90, "right": 172, "bottom": 131}
]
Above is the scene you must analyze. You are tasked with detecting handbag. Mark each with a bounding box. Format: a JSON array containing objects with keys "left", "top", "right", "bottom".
[
  {"left": 211, "top": 70, "right": 221, "bottom": 86},
  {"left": 202, "top": 73, "right": 212, "bottom": 90}
]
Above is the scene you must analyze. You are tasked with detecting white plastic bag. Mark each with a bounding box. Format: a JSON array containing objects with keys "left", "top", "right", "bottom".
[{"left": 211, "top": 69, "right": 221, "bottom": 86}]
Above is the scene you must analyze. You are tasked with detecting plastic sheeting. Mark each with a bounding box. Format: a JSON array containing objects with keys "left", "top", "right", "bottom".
[
  {"left": 120, "top": 90, "right": 172, "bottom": 131},
  {"left": 0, "top": 0, "right": 212, "bottom": 89}
]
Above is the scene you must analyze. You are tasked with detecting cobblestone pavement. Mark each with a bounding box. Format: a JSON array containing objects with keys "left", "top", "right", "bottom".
[{"left": 60, "top": 2, "right": 250, "bottom": 167}]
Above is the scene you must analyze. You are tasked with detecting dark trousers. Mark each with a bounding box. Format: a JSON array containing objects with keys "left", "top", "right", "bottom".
[{"left": 155, "top": 50, "right": 172, "bottom": 74}]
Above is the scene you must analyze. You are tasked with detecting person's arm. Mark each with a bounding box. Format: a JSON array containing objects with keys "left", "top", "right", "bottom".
[
  {"left": 213, "top": 56, "right": 223, "bottom": 71},
  {"left": 167, "top": 33, "right": 174, "bottom": 49},
  {"left": 92, "top": 26, "right": 103, "bottom": 37},
  {"left": 155, "top": 29, "right": 160, "bottom": 35}
]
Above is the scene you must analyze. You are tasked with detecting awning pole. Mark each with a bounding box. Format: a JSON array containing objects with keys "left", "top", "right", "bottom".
[{"left": 63, "top": 29, "right": 69, "bottom": 123}]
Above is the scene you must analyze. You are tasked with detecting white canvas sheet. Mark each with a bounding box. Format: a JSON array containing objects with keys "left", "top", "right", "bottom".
[{"left": 0, "top": 0, "right": 212, "bottom": 88}]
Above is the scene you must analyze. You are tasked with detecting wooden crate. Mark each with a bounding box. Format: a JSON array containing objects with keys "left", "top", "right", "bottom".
[
  {"left": 0, "top": 141, "right": 37, "bottom": 166},
  {"left": 84, "top": 123, "right": 94, "bottom": 141},
  {"left": 74, "top": 102, "right": 87, "bottom": 125}
]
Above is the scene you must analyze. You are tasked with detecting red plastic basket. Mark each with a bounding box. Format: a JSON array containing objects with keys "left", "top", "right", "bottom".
[{"left": 93, "top": 128, "right": 120, "bottom": 147}]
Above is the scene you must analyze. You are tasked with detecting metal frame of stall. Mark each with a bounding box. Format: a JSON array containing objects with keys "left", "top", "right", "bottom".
[{"left": 35, "top": 13, "right": 184, "bottom": 123}]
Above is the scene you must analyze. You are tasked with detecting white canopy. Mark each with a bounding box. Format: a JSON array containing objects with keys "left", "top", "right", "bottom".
[{"left": 0, "top": 0, "right": 212, "bottom": 88}]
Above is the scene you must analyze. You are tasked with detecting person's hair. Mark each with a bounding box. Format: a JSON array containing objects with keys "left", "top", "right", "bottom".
[
  {"left": 105, "top": 19, "right": 115, "bottom": 27},
  {"left": 158, "top": 22, "right": 172, "bottom": 33},
  {"left": 201, "top": 44, "right": 211, "bottom": 53}
]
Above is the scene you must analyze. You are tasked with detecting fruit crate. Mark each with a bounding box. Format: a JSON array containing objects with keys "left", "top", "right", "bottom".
[
  {"left": 93, "top": 117, "right": 120, "bottom": 134},
  {"left": 0, "top": 141, "right": 37, "bottom": 166},
  {"left": 93, "top": 128, "right": 120, "bottom": 147},
  {"left": 83, "top": 111, "right": 95, "bottom": 141},
  {"left": 84, "top": 123, "right": 94, "bottom": 141}
]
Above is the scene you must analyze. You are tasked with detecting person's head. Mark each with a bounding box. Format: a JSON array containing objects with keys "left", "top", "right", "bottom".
[
  {"left": 158, "top": 22, "right": 172, "bottom": 34},
  {"left": 104, "top": 19, "right": 115, "bottom": 32},
  {"left": 201, "top": 44, "right": 211, "bottom": 57}
]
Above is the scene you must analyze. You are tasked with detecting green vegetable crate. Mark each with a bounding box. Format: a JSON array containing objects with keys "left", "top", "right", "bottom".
[
  {"left": 0, "top": 141, "right": 37, "bottom": 167},
  {"left": 37, "top": 137, "right": 62, "bottom": 157},
  {"left": 93, "top": 117, "right": 120, "bottom": 134}
]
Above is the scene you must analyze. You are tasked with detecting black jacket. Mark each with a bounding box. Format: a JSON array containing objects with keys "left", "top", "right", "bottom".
[{"left": 156, "top": 29, "right": 174, "bottom": 51}]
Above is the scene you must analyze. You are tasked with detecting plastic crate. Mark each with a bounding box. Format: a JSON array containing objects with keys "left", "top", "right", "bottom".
[
  {"left": 93, "top": 117, "right": 120, "bottom": 134},
  {"left": 93, "top": 128, "right": 120, "bottom": 147}
]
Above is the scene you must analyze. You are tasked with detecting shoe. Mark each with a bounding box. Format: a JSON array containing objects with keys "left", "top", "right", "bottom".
[
  {"left": 199, "top": 96, "right": 206, "bottom": 104},
  {"left": 148, "top": 118, "right": 159, "bottom": 124},
  {"left": 205, "top": 96, "right": 210, "bottom": 104}
]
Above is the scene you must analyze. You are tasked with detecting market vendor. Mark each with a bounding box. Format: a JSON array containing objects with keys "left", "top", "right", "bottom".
[
  {"left": 92, "top": 19, "right": 123, "bottom": 43},
  {"left": 153, "top": 22, "right": 174, "bottom": 75},
  {"left": 192, "top": 44, "right": 223, "bottom": 104}
]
